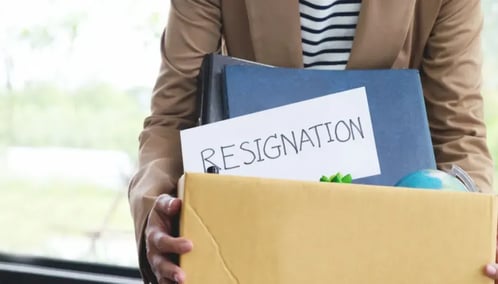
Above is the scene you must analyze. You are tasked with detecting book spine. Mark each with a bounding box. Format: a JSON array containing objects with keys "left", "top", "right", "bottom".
[{"left": 198, "top": 54, "right": 213, "bottom": 125}]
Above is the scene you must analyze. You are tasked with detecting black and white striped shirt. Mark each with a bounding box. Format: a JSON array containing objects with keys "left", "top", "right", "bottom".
[{"left": 300, "top": 0, "right": 362, "bottom": 70}]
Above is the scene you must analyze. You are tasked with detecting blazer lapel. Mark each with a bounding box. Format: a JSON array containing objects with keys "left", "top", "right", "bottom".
[
  {"left": 244, "top": 0, "right": 304, "bottom": 68},
  {"left": 347, "top": 0, "right": 417, "bottom": 69}
]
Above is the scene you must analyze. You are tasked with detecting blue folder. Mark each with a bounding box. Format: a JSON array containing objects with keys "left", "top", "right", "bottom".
[{"left": 222, "top": 65, "right": 436, "bottom": 186}]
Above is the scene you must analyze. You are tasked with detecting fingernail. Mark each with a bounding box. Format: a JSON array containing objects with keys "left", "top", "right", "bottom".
[
  {"left": 486, "top": 264, "right": 497, "bottom": 276},
  {"left": 174, "top": 272, "right": 185, "bottom": 283},
  {"left": 166, "top": 198, "right": 175, "bottom": 214},
  {"left": 180, "top": 240, "right": 193, "bottom": 251}
]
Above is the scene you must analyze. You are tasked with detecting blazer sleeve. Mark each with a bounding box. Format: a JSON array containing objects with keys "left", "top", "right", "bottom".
[
  {"left": 420, "top": 0, "right": 494, "bottom": 192},
  {"left": 128, "top": 0, "right": 222, "bottom": 282}
]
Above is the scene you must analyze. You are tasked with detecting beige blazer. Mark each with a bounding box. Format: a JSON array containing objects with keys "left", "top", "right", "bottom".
[{"left": 129, "top": 0, "right": 494, "bottom": 282}]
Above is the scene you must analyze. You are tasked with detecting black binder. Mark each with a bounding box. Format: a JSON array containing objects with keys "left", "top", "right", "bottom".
[{"left": 197, "top": 54, "right": 270, "bottom": 125}]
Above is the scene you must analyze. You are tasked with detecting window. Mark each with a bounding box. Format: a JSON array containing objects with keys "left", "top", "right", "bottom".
[{"left": 0, "top": 0, "right": 169, "bottom": 267}]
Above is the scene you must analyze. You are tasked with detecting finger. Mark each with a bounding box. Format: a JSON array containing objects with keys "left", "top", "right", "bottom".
[
  {"left": 151, "top": 254, "right": 187, "bottom": 284},
  {"left": 485, "top": 264, "right": 498, "bottom": 279},
  {"left": 158, "top": 279, "right": 172, "bottom": 284},
  {"left": 158, "top": 277, "right": 179, "bottom": 284},
  {"left": 149, "top": 230, "right": 193, "bottom": 254},
  {"left": 155, "top": 194, "right": 182, "bottom": 217}
]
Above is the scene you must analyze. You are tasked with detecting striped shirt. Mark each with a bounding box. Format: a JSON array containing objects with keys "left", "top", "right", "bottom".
[{"left": 299, "top": 0, "right": 362, "bottom": 70}]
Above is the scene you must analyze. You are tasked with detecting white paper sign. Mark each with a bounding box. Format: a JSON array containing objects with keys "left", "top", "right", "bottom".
[{"left": 180, "top": 87, "right": 380, "bottom": 181}]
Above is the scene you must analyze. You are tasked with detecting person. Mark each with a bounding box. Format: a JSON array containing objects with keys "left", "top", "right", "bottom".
[{"left": 128, "top": 0, "right": 496, "bottom": 283}]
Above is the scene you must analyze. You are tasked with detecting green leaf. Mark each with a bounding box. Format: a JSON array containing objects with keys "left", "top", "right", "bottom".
[
  {"left": 342, "top": 174, "right": 353, "bottom": 183},
  {"left": 331, "top": 173, "right": 342, "bottom": 183}
]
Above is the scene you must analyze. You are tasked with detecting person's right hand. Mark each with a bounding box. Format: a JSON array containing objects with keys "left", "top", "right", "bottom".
[{"left": 145, "top": 194, "right": 193, "bottom": 284}]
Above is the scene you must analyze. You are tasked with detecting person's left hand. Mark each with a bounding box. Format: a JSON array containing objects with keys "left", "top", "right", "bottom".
[
  {"left": 485, "top": 264, "right": 498, "bottom": 283},
  {"left": 484, "top": 235, "right": 498, "bottom": 283}
]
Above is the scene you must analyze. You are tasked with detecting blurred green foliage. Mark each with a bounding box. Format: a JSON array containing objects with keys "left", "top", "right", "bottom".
[
  {"left": 0, "top": 82, "right": 147, "bottom": 160},
  {"left": 0, "top": 174, "right": 135, "bottom": 265}
]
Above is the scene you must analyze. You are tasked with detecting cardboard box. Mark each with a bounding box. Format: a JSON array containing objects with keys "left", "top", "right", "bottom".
[{"left": 179, "top": 173, "right": 497, "bottom": 283}]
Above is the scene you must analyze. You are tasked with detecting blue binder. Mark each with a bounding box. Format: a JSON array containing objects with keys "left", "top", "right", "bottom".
[{"left": 222, "top": 65, "right": 436, "bottom": 186}]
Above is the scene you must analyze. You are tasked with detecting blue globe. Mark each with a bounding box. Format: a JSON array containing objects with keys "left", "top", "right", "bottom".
[{"left": 394, "top": 169, "right": 468, "bottom": 192}]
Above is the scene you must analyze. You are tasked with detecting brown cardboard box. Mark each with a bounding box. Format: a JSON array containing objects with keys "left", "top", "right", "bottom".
[{"left": 179, "top": 173, "right": 497, "bottom": 283}]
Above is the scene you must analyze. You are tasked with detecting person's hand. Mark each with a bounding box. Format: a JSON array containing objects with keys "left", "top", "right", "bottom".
[
  {"left": 145, "top": 194, "right": 193, "bottom": 284},
  {"left": 485, "top": 262, "right": 498, "bottom": 283},
  {"left": 484, "top": 234, "right": 498, "bottom": 283}
]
